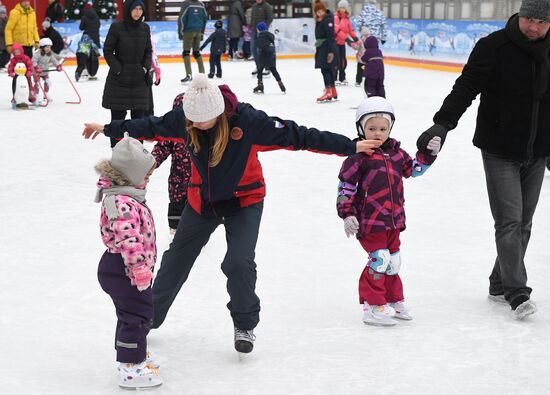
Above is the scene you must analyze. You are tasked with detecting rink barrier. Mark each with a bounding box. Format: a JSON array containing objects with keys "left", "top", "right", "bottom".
[{"left": 60, "top": 53, "right": 463, "bottom": 73}]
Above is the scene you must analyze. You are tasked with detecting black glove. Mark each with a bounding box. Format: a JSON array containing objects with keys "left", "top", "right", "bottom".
[
  {"left": 416, "top": 124, "right": 449, "bottom": 155},
  {"left": 352, "top": 36, "right": 359, "bottom": 42},
  {"left": 381, "top": 39, "right": 386, "bottom": 45}
]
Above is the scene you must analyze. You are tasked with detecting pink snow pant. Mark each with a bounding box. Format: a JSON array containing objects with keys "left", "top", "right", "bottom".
[{"left": 358, "top": 230, "right": 404, "bottom": 306}]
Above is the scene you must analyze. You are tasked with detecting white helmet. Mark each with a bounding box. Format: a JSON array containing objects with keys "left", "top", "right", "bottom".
[
  {"left": 39, "top": 37, "right": 53, "bottom": 47},
  {"left": 355, "top": 96, "right": 395, "bottom": 138}
]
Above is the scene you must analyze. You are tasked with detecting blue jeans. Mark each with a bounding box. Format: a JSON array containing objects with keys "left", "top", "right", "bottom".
[{"left": 481, "top": 150, "right": 546, "bottom": 305}]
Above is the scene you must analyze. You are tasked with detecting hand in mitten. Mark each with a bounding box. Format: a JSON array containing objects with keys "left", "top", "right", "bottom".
[
  {"left": 352, "top": 36, "right": 359, "bottom": 42},
  {"left": 426, "top": 136, "right": 442, "bottom": 155},
  {"left": 35, "top": 66, "right": 42, "bottom": 75},
  {"left": 132, "top": 263, "right": 152, "bottom": 291},
  {"left": 154, "top": 67, "right": 161, "bottom": 85},
  {"left": 344, "top": 216, "right": 359, "bottom": 238},
  {"left": 381, "top": 39, "right": 386, "bottom": 45},
  {"left": 416, "top": 124, "right": 449, "bottom": 156},
  {"left": 56, "top": 64, "right": 63, "bottom": 71},
  {"left": 327, "top": 52, "right": 334, "bottom": 63}
]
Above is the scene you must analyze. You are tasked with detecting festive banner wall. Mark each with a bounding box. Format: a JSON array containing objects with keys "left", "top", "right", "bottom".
[{"left": 53, "top": 18, "right": 505, "bottom": 64}]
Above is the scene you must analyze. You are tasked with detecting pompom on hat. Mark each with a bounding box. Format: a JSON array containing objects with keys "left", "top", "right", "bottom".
[
  {"left": 519, "top": 0, "right": 550, "bottom": 23},
  {"left": 84, "top": 0, "right": 93, "bottom": 9},
  {"left": 111, "top": 133, "right": 156, "bottom": 186},
  {"left": 183, "top": 73, "right": 225, "bottom": 122},
  {"left": 337, "top": 0, "right": 350, "bottom": 13}
]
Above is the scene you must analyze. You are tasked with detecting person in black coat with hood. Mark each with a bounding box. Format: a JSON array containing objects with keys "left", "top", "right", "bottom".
[
  {"left": 252, "top": 22, "right": 285, "bottom": 94},
  {"left": 41, "top": 18, "right": 64, "bottom": 55},
  {"left": 80, "top": 2, "right": 101, "bottom": 48},
  {"left": 102, "top": 0, "right": 152, "bottom": 147}
]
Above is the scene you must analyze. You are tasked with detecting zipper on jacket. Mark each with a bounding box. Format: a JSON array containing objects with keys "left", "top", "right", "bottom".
[
  {"left": 380, "top": 149, "right": 397, "bottom": 229},
  {"left": 527, "top": 62, "right": 539, "bottom": 161},
  {"left": 207, "top": 135, "right": 219, "bottom": 217}
]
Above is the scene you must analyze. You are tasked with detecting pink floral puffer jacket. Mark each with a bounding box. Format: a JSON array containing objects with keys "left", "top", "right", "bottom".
[{"left": 99, "top": 179, "right": 157, "bottom": 286}]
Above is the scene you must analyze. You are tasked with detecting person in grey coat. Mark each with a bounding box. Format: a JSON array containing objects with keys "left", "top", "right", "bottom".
[
  {"left": 227, "top": 0, "right": 245, "bottom": 60},
  {"left": 249, "top": 0, "right": 273, "bottom": 73}
]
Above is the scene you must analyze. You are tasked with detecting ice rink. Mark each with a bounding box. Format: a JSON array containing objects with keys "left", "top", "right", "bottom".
[{"left": 2, "top": 58, "right": 550, "bottom": 394}]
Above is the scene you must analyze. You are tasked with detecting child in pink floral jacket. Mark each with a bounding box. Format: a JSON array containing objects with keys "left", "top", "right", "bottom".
[
  {"left": 94, "top": 133, "right": 163, "bottom": 389},
  {"left": 337, "top": 97, "right": 441, "bottom": 327}
]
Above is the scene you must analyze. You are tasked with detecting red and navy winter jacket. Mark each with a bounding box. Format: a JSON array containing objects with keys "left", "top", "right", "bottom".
[
  {"left": 337, "top": 138, "right": 435, "bottom": 237},
  {"left": 105, "top": 86, "right": 357, "bottom": 217}
]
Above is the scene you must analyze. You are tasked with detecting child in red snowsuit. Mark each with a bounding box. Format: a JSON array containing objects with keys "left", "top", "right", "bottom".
[
  {"left": 7, "top": 43, "right": 35, "bottom": 103},
  {"left": 337, "top": 97, "right": 441, "bottom": 326}
]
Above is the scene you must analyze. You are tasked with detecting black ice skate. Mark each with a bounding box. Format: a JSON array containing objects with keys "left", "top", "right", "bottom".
[
  {"left": 278, "top": 80, "right": 286, "bottom": 93},
  {"left": 234, "top": 327, "right": 255, "bottom": 353},
  {"left": 253, "top": 81, "right": 264, "bottom": 94},
  {"left": 180, "top": 75, "right": 193, "bottom": 84}
]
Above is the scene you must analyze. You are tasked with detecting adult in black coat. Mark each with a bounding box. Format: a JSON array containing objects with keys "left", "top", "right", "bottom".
[
  {"left": 314, "top": 0, "right": 338, "bottom": 102},
  {"left": 79, "top": 4, "right": 101, "bottom": 48},
  {"left": 45, "top": 0, "right": 64, "bottom": 23},
  {"left": 102, "top": 0, "right": 152, "bottom": 147},
  {"left": 41, "top": 19, "right": 64, "bottom": 55},
  {"left": 416, "top": 5, "right": 550, "bottom": 319}
]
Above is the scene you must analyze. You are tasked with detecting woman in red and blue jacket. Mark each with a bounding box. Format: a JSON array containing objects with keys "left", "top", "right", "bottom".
[{"left": 83, "top": 74, "right": 381, "bottom": 354}]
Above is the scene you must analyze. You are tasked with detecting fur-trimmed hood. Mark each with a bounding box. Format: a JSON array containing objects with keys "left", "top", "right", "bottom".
[{"left": 95, "top": 160, "right": 132, "bottom": 186}]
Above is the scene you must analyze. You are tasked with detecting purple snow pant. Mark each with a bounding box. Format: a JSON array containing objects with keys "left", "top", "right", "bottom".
[
  {"left": 365, "top": 77, "right": 385, "bottom": 98},
  {"left": 97, "top": 251, "right": 154, "bottom": 363}
]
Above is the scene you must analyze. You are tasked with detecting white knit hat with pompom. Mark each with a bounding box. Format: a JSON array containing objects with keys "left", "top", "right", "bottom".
[{"left": 182, "top": 73, "right": 225, "bottom": 122}]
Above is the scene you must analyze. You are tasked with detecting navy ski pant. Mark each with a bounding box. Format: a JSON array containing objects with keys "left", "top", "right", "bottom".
[
  {"left": 152, "top": 202, "right": 263, "bottom": 330},
  {"left": 98, "top": 252, "right": 154, "bottom": 363},
  {"left": 482, "top": 150, "right": 546, "bottom": 305}
]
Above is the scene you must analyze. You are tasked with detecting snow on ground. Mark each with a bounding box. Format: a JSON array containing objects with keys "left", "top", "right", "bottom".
[{"left": 1, "top": 59, "right": 550, "bottom": 395}]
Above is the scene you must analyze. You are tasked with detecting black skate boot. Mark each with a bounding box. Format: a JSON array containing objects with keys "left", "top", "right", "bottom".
[
  {"left": 278, "top": 80, "right": 286, "bottom": 93},
  {"left": 180, "top": 75, "right": 192, "bottom": 83},
  {"left": 253, "top": 81, "right": 264, "bottom": 94},
  {"left": 75, "top": 72, "right": 80, "bottom": 82},
  {"left": 207, "top": 73, "right": 214, "bottom": 79},
  {"left": 234, "top": 327, "right": 255, "bottom": 353}
]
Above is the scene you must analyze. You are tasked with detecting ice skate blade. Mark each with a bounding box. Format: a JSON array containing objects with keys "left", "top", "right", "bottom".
[
  {"left": 119, "top": 381, "right": 163, "bottom": 390},
  {"left": 394, "top": 313, "right": 413, "bottom": 321},
  {"left": 363, "top": 318, "right": 397, "bottom": 327}
]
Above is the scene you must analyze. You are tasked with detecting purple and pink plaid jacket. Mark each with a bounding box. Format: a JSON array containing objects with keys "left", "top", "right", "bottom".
[{"left": 337, "top": 138, "right": 436, "bottom": 237}]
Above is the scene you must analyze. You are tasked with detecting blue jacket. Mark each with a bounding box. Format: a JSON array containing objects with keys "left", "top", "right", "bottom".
[{"left": 178, "top": 0, "right": 207, "bottom": 35}]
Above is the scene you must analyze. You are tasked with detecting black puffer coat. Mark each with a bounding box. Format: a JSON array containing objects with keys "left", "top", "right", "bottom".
[
  {"left": 314, "top": 11, "right": 338, "bottom": 69},
  {"left": 257, "top": 30, "right": 276, "bottom": 68},
  {"left": 42, "top": 26, "right": 64, "bottom": 55},
  {"left": 79, "top": 8, "right": 101, "bottom": 47},
  {"left": 102, "top": 0, "right": 152, "bottom": 111},
  {"left": 434, "top": 14, "right": 550, "bottom": 161}
]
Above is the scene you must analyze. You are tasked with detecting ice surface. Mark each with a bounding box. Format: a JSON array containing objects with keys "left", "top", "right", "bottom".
[{"left": 1, "top": 59, "right": 549, "bottom": 394}]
